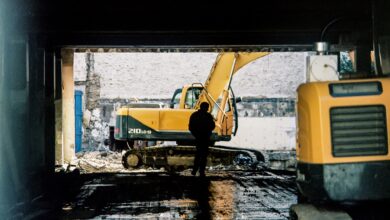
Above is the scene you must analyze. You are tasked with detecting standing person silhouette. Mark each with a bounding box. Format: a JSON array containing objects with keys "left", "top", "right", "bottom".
[{"left": 189, "top": 102, "right": 215, "bottom": 177}]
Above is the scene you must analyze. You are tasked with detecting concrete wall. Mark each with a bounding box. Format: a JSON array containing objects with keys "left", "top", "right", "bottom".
[
  {"left": 75, "top": 52, "right": 306, "bottom": 99},
  {"left": 222, "top": 117, "right": 296, "bottom": 150}
]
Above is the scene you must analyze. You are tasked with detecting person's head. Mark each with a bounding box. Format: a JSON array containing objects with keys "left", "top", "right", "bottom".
[{"left": 200, "top": 102, "right": 209, "bottom": 112}]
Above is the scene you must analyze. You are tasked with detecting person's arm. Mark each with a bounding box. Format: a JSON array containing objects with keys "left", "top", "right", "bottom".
[
  {"left": 189, "top": 114, "right": 194, "bottom": 132},
  {"left": 208, "top": 114, "right": 215, "bottom": 131}
]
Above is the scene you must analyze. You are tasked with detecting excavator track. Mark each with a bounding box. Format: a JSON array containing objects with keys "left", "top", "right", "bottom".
[{"left": 122, "top": 145, "right": 264, "bottom": 170}]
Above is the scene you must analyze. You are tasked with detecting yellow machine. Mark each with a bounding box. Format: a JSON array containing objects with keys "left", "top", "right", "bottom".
[
  {"left": 296, "top": 0, "right": 390, "bottom": 203},
  {"left": 114, "top": 52, "right": 269, "bottom": 148},
  {"left": 297, "top": 78, "right": 390, "bottom": 202}
]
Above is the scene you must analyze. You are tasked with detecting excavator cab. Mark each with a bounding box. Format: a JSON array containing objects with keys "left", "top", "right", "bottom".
[
  {"left": 169, "top": 83, "right": 238, "bottom": 139},
  {"left": 169, "top": 85, "right": 204, "bottom": 109},
  {"left": 184, "top": 87, "right": 203, "bottom": 109}
]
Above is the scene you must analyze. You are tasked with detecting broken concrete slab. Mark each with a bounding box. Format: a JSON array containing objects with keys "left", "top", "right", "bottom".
[{"left": 290, "top": 204, "right": 352, "bottom": 220}]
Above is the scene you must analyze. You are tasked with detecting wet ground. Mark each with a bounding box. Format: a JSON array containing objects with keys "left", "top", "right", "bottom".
[
  {"left": 19, "top": 168, "right": 390, "bottom": 219},
  {"left": 37, "top": 169, "right": 297, "bottom": 219},
  {"left": 21, "top": 150, "right": 390, "bottom": 219}
]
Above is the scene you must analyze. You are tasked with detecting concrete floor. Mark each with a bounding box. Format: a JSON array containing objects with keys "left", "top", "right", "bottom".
[
  {"left": 27, "top": 170, "right": 297, "bottom": 219},
  {"left": 14, "top": 168, "right": 390, "bottom": 220}
]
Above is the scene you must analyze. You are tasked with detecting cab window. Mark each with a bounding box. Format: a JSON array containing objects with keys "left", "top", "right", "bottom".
[
  {"left": 185, "top": 87, "right": 202, "bottom": 109},
  {"left": 170, "top": 89, "right": 182, "bottom": 109}
]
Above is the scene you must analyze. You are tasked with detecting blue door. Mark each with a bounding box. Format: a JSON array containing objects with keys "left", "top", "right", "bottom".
[{"left": 75, "top": 90, "right": 83, "bottom": 153}]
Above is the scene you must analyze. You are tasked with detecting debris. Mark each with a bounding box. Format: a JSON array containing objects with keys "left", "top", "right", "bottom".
[
  {"left": 268, "top": 151, "right": 293, "bottom": 161},
  {"left": 83, "top": 109, "right": 91, "bottom": 127},
  {"left": 62, "top": 204, "right": 73, "bottom": 211},
  {"left": 290, "top": 204, "right": 352, "bottom": 220},
  {"left": 72, "top": 151, "right": 125, "bottom": 173},
  {"left": 234, "top": 153, "right": 253, "bottom": 165}
]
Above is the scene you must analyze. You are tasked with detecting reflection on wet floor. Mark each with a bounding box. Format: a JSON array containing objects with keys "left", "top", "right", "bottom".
[{"left": 49, "top": 170, "right": 297, "bottom": 219}]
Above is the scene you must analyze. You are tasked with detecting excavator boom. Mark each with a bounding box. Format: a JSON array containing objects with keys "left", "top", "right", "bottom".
[{"left": 196, "top": 52, "right": 269, "bottom": 109}]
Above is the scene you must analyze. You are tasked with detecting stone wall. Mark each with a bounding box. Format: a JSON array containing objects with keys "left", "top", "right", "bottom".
[{"left": 74, "top": 52, "right": 306, "bottom": 99}]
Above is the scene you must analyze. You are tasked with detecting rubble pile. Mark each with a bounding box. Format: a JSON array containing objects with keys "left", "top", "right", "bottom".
[
  {"left": 74, "top": 151, "right": 126, "bottom": 173},
  {"left": 72, "top": 151, "right": 166, "bottom": 173}
]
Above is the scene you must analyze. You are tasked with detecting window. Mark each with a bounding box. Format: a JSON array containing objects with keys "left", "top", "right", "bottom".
[
  {"left": 170, "top": 89, "right": 182, "bottom": 109},
  {"left": 185, "top": 87, "right": 202, "bottom": 109}
]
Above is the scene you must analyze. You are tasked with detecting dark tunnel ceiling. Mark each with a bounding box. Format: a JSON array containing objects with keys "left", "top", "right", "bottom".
[{"left": 6, "top": 0, "right": 373, "bottom": 47}]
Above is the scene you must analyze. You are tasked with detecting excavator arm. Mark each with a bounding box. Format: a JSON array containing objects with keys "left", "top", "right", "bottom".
[
  {"left": 196, "top": 52, "right": 269, "bottom": 110},
  {"left": 195, "top": 52, "right": 269, "bottom": 135}
]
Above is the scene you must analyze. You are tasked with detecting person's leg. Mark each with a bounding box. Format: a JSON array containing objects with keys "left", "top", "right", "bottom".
[
  {"left": 192, "top": 144, "right": 201, "bottom": 175},
  {"left": 199, "top": 144, "right": 209, "bottom": 176}
]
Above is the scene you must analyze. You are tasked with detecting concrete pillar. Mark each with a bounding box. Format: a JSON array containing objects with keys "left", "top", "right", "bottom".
[
  {"left": 62, "top": 49, "right": 75, "bottom": 163},
  {"left": 0, "top": 36, "right": 31, "bottom": 216},
  {"left": 55, "top": 99, "right": 63, "bottom": 165},
  {"left": 55, "top": 51, "right": 63, "bottom": 165},
  {"left": 44, "top": 51, "right": 56, "bottom": 172}
]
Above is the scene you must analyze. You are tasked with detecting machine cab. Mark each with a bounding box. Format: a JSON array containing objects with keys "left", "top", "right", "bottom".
[{"left": 169, "top": 85, "right": 203, "bottom": 109}]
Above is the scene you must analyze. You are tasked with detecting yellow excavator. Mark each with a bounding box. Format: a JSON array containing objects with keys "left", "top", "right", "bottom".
[
  {"left": 115, "top": 52, "right": 269, "bottom": 146},
  {"left": 114, "top": 52, "right": 269, "bottom": 168}
]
